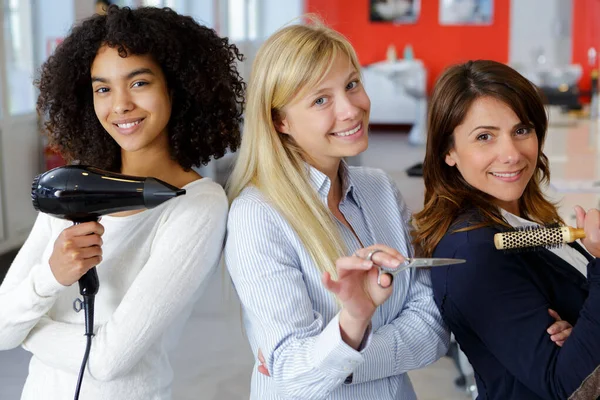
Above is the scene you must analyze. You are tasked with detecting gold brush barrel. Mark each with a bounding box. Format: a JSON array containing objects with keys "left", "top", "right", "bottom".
[{"left": 494, "top": 226, "right": 586, "bottom": 250}]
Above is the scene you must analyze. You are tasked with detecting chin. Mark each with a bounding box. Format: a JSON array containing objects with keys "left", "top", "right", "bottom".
[
  {"left": 346, "top": 145, "right": 368, "bottom": 158},
  {"left": 493, "top": 192, "right": 523, "bottom": 206}
]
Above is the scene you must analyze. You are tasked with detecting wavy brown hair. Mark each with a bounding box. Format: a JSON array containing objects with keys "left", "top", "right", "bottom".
[
  {"left": 36, "top": 5, "right": 244, "bottom": 172},
  {"left": 412, "top": 60, "right": 562, "bottom": 257}
]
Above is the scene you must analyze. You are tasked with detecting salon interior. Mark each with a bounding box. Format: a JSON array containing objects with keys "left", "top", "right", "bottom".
[{"left": 1, "top": 0, "right": 599, "bottom": 399}]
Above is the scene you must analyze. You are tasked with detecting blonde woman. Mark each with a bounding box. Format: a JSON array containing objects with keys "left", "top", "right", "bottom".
[{"left": 224, "top": 19, "right": 449, "bottom": 399}]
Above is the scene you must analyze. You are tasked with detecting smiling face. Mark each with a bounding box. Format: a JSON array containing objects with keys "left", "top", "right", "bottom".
[
  {"left": 275, "top": 53, "right": 371, "bottom": 175},
  {"left": 445, "top": 96, "right": 539, "bottom": 215},
  {"left": 90, "top": 45, "right": 172, "bottom": 158}
]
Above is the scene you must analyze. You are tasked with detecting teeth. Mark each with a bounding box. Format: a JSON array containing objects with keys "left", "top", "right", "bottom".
[
  {"left": 334, "top": 124, "right": 361, "bottom": 137},
  {"left": 492, "top": 171, "right": 520, "bottom": 178},
  {"left": 117, "top": 120, "right": 141, "bottom": 129}
]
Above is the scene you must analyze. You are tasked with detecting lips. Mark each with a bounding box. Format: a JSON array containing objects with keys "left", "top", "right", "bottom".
[
  {"left": 332, "top": 123, "right": 362, "bottom": 137},
  {"left": 489, "top": 167, "right": 525, "bottom": 181},
  {"left": 491, "top": 170, "right": 520, "bottom": 178},
  {"left": 112, "top": 117, "right": 144, "bottom": 128},
  {"left": 111, "top": 117, "right": 145, "bottom": 135}
]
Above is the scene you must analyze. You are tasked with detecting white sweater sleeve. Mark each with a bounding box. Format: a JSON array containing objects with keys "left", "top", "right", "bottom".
[
  {"left": 0, "top": 213, "right": 67, "bottom": 350},
  {"left": 22, "top": 190, "right": 228, "bottom": 381}
]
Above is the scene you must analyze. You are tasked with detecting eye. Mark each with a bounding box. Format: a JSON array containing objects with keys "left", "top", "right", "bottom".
[
  {"left": 132, "top": 81, "right": 148, "bottom": 88},
  {"left": 346, "top": 80, "right": 359, "bottom": 90},
  {"left": 515, "top": 126, "right": 531, "bottom": 136},
  {"left": 314, "top": 97, "right": 328, "bottom": 106},
  {"left": 476, "top": 133, "right": 492, "bottom": 141},
  {"left": 94, "top": 87, "right": 109, "bottom": 94}
]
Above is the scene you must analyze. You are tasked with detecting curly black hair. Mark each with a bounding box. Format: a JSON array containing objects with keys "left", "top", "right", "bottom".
[{"left": 36, "top": 5, "right": 244, "bottom": 172}]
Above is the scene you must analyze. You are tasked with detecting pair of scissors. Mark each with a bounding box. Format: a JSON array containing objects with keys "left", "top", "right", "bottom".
[{"left": 376, "top": 257, "right": 466, "bottom": 287}]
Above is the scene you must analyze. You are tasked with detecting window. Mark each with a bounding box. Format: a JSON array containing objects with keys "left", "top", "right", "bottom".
[
  {"left": 2, "top": 0, "right": 35, "bottom": 115},
  {"left": 228, "top": 0, "right": 257, "bottom": 41}
]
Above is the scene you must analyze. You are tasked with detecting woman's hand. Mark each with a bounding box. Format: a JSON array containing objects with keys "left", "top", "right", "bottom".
[
  {"left": 322, "top": 244, "right": 405, "bottom": 348},
  {"left": 547, "top": 309, "right": 572, "bottom": 347},
  {"left": 48, "top": 221, "right": 104, "bottom": 286},
  {"left": 574, "top": 206, "right": 600, "bottom": 258}
]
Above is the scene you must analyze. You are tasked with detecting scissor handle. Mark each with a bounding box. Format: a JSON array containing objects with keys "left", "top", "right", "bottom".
[{"left": 377, "top": 259, "right": 414, "bottom": 276}]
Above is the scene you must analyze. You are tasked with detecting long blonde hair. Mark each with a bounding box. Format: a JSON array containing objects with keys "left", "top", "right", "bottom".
[{"left": 226, "top": 17, "right": 362, "bottom": 279}]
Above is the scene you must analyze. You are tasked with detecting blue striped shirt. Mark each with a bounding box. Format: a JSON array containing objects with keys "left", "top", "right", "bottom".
[{"left": 225, "top": 163, "right": 449, "bottom": 399}]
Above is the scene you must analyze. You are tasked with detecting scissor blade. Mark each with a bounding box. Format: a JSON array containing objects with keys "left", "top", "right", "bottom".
[{"left": 411, "top": 258, "right": 466, "bottom": 267}]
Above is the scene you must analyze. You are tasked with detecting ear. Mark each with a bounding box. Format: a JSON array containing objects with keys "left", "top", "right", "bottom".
[
  {"left": 445, "top": 151, "right": 457, "bottom": 167},
  {"left": 273, "top": 111, "right": 291, "bottom": 135}
]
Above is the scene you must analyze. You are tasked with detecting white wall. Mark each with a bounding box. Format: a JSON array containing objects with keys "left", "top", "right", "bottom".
[
  {"left": 186, "top": 1, "right": 216, "bottom": 29},
  {"left": 260, "top": 0, "right": 303, "bottom": 39},
  {"left": 509, "top": 0, "right": 572, "bottom": 68}
]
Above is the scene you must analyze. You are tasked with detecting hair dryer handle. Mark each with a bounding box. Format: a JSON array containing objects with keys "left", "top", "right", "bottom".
[
  {"left": 79, "top": 267, "right": 99, "bottom": 297},
  {"left": 72, "top": 220, "right": 100, "bottom": 297}
]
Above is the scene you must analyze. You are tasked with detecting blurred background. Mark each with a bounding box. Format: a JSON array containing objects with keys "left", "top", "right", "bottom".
[{"left": 1, "top": 0, "right": 599, "bottom": 399}]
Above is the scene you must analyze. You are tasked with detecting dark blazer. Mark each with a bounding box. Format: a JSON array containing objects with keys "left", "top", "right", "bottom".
[{"left": 432, "top": 213, "right": 600, "bottom": 400}]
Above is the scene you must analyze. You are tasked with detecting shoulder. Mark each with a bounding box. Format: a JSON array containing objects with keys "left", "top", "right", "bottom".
[
  {"left": 225, "top": 187, "right": 298, "bottom": 260},
  {"left": 228, "top": 186, "right": 282, "bottom": 228},
  {"left": 432, "top": 215, "right": 526, "bottom": 292},
  {"left": 435, "top": 210, "right": 499, "bottom": 257},
  {"left": 163, "top": 178, "right": 228, "bottom": 220},
  {"left": 347, "top": 166, "right": 404, "bottom": 204},
  {"left": 348, "top": 166, "right": 394, "bottom": 188}
]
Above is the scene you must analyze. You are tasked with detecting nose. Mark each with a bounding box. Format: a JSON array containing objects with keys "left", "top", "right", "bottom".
[
  {"left": 336, "top": 93, "right": 360, "bottom": 121},
  {"left": 498, "top": 136, "right": 521, "bottom": 164},
  {"left": 112, "top": 89, "right": 134, "bottom": 114}
]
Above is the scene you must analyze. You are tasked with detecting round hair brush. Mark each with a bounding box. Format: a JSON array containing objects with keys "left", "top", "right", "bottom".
[{"left": 494, "top": 225, "right": 586, "bottom": 251}]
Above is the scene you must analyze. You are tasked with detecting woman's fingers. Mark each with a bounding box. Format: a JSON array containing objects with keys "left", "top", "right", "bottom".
[
  {"left": 547, "top": 309, "right": 573, "bottom": 347},
  {"left": 257, "top": 349, "right": 270, "bottom": 376},
  {"left": 550, "top": 328, "right": 572, "bottom": 345},
  {"left": 335, "top": 257, "right": 373, "bottom": 274},
  {"left": 322, "top": 271, "right": 342, "bottom": 294},
  {"left": 354, "top": 244, "right": 403, "bottom": 260},
  {"left": 353, "top": 245, "right": 405, "bottom": 269},
  {"left": 258, "top": 364, "right": 270, "bottom": 376},
  {"left": 550, "top": 323, "right": 572, "bottom": 347},
  {"left": 65, "top": 221, "right": 105, "bottom": 238},
  {"left": 548, "top": 308, "right": 561, "bottom": 321},
  {"left": 377, "top": 271, "right": 393, "bottom": 288}
]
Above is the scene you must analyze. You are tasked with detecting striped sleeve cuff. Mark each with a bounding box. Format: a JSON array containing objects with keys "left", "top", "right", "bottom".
[{"left": 312, "top": 312, "right": 366, "bottom": 382}]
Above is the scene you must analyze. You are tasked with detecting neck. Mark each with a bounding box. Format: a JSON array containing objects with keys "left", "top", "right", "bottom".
[
  {"left": 120, "top": 146, "right": 197, "bottom": 187},
  {"left": 497, "top": 201, "right": 520, "bottom": 217},
  {"left": 308, "top": 158, "right": 343, "bottom": 207}
]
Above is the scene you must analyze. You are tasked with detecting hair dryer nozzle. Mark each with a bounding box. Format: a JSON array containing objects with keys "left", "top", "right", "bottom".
[
  {"left": 31, "top": 165, "right": 186, "bottom": 221},
  {"left": 143, "top": 178, "right": 186, "bottom": 208}
]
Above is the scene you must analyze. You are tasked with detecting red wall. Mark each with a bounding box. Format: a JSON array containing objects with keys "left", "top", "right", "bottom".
[
  {"left": 306, "top": 0, "right": 510, "bottom": 93},
  {"left": 572, "top": 0, "right": 600, "bottom": 97}
]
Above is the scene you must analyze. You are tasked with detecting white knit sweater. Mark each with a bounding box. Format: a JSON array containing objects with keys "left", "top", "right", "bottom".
[{"left": 0, "top": 178, "right": 228, "bottom": 400}]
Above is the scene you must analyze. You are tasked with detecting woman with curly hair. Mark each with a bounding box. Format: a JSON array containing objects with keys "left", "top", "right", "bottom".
[{"left": 0, "top": 5, "right": 243, "bottom": 400}]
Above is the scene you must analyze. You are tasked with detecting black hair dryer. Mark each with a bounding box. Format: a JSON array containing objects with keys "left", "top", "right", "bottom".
[{"left": 31, "top": 165, "right": 186, "bottom": 297}]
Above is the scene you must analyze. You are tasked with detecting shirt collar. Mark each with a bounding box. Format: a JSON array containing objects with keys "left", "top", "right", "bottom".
[
  {"left": 500, "top": 208, "right": 538, "bottom": 228},
  {"left": 306, "top": 160, "right": 361, "bottom": 209}
]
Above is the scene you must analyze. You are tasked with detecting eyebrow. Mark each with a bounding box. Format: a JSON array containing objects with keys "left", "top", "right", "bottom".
[
  {"left": 308, "top": 70, "right": 359, "bottom": 98},
  {"left": 469, "top": 122, "right": 528, "bottom": 136},
  {"left": 91, "top": 68, "right": 155, "bottom": 83}
]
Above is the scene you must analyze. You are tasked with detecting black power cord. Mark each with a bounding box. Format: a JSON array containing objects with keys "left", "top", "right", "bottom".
[
  {"left": 71, "top": 220, "right": 100, "bottom": 400},
  {"left": 74, "top": 295, "right": 95, "bottom": 400}
]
